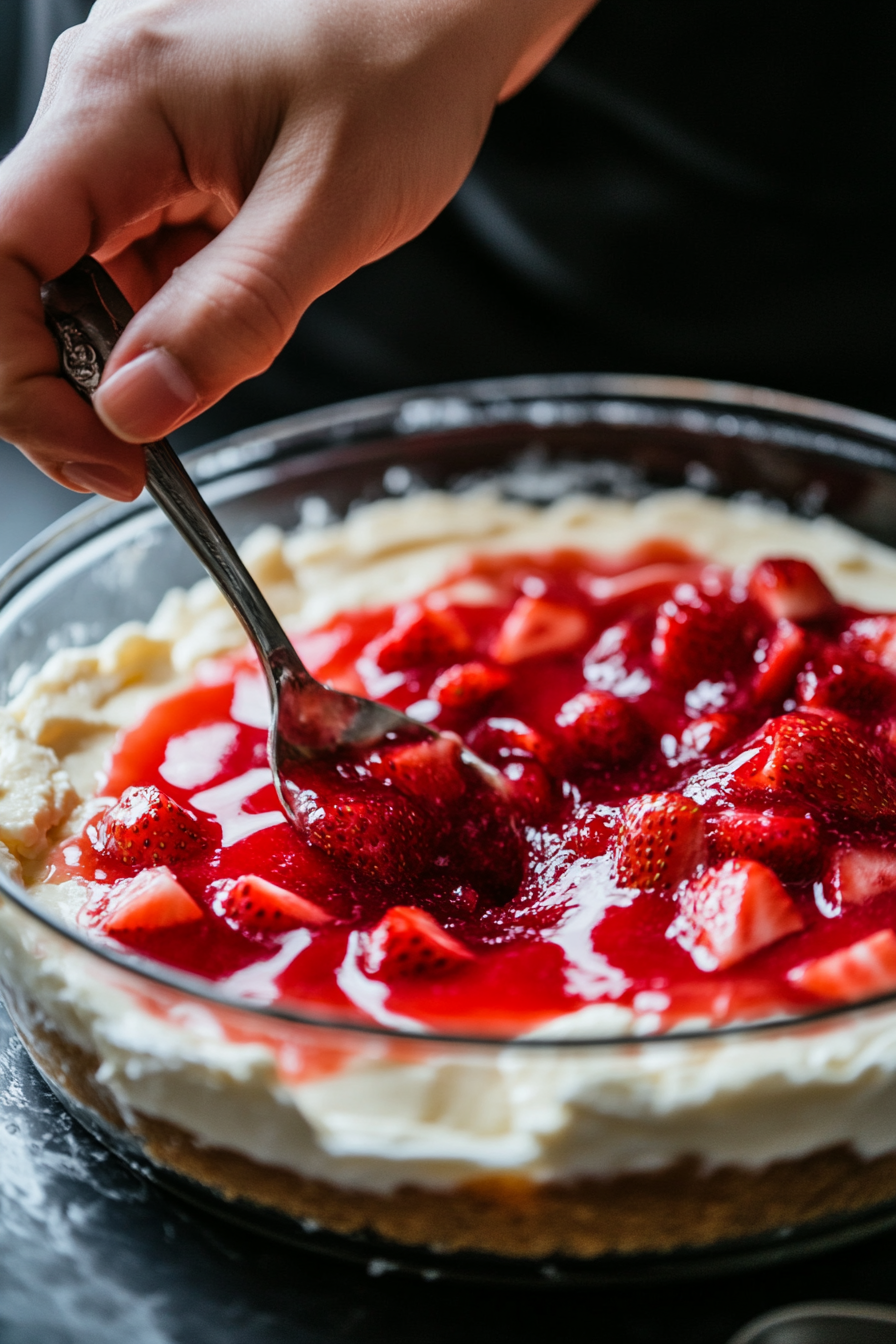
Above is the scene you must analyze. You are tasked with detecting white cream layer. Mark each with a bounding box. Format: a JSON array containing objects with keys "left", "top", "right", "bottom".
[{"left": 2, "top": 489, "right": 896, "bottom": 1194}]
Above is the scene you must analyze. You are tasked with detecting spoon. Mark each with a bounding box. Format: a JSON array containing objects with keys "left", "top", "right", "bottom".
[
  {"left": 726, "top": 1300, "right": 896, "bottom": 1344},
  {"left": 40, "top": 257, "right": 477, "bottom": 833}
]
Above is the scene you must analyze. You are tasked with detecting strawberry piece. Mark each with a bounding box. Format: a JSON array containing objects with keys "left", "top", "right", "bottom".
[
  {"left": 491, "top": 596, "right": 589, "bottom": 664},
  {"left": 451, "top": 794, "right": 525, "bottom": 903},
  {"left": 679, "top": 712, "right": 742, "bottom": 757},
  {"left": 788, "top": 929, "right": 896, "bottom": 1002},
  {"left": 555, "top": 689, "right": 648, "bottom": 766},
  {"left": 362, "top": 905, "right": 474, "bottom": 979},
  {"left": 740, "top": 710, "right": 896, "bottom": 819},
  {"left": 753, "top": 619, "right": 807, "bottom": 702},
  {"left": 501, "top": 758, "right": 558, "bottom": 824},
  {"left": 367, "top": 603, "right": 471, "bottom": 673},
  {"left": 368, "top": 734, "right": 469, "bottom": 805},
  {"left": 614, "top": 792, "right": 706, "bottom": 892},
  {"left": 845, "top": 615, "right": 896, "bottom": 671},
  {"left": 93, "top": 786, "right": 207, "bottom": 867},
  {"left": 652, "top": 586, "right": 747, "bottom": 685},
  {"left": 796, "top": 648, "right": 896, "bottom": 718},
  {"left": 290, "top": 784, "right": 433, "bottom": 884},
  {"left": 679, "top": 858, "right": 804, "bottom": 971},
  {"left": 825, "top": 847, "right": 896, "bottom": 906},
  {"left": 748, "top": 558, "right": 835, "bottom": 622},
  {"left": 102, "top": 866, "right": 204, "bottom": 933},
  {"left": 429, "top": 661, "right": 510, "bottom": 710},
  {"left": 707, "top": 809, "right": 822, "bottom": 882},
  {"left": 467, "top": 717, "right": 560, "bottom": 773},
  {"left": 225, "top": 874, "right": 331, "bottom": 931}
]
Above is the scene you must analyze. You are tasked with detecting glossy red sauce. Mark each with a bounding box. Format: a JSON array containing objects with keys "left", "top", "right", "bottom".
[{"left": 46, "top": 541, "right": 896, "bottom": 1034}]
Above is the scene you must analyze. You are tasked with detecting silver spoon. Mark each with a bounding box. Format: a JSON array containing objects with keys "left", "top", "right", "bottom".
[
  {"left": 40, "top": 258, "right": 497, "bottom": 836},
  {"left": 727, "top": 1299, "right": 896, "bottom": 1344}
]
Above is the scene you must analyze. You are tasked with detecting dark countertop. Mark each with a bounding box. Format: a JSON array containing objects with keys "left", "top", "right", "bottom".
[{"left": 1, "top": 1002, "right": 896, "bottom": 1344}]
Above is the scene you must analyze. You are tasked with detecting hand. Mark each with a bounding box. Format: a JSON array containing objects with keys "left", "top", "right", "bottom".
[{"left": 0, "top": 0, "right": 594, "bottom": 500}]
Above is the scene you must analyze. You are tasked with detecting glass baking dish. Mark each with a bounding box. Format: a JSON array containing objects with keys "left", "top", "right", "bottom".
[{"left": 3, "top": 373, "right": 896, "bottom": 1286}]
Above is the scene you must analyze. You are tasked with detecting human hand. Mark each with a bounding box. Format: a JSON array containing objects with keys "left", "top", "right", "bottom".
[{"left": 0, "top": 0, "right": 594, "bottom": 500}]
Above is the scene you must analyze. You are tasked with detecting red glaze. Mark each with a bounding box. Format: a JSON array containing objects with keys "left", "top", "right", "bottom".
[{"left": 45, "top": 547, "right": 896, "bottom": 1034}]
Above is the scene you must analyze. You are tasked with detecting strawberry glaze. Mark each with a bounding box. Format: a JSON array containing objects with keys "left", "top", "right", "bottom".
[{"left": 45, "top": 543, "right": 896, "bottom": 1035}]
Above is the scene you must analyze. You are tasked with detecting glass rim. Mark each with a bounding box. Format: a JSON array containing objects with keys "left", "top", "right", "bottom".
[{"left": 4, "top": 370, "right": 896, "bottom": 1050}]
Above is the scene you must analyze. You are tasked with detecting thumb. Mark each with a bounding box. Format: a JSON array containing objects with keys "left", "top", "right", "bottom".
[{"left": 92, "top": 155, "right": 345, "bottom": 445}]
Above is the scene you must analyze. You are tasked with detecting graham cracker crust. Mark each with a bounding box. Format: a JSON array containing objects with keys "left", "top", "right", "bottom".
[{"left": 16, "top": 1011, "right": 896, "bottom": 1260}]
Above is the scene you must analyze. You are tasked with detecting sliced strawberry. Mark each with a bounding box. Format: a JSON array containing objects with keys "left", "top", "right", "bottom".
[
  {"left": 680, "top": 712, "right": 742, "bottom": 757},
  {"left": 555, "top": 689, "right": 648, "bottom": 766},
  {"left": 652, "top": 586, "right": 748, "bottom": 686},
  {"left": 290, "top": 784, "right": 433, "bottom": 884},
  {"left": 740, "top": 710, "right": 896, "bottom": 819},
  {"left": 93, "top": 786, "right": 207, "bottom": 867},
  {"left": 788, "top": 928, "right": 896, "bottom": 1002},
  {"left": 844, "top": 615, "right": 896, "bottom": 672},
  {"left": 225, "top": 874, "right": 331, "bottom": 931},
  {"left": 367, "top": 603, "right": 471, "bottom": 673},
  {"left": 614, "top": 792, "right": 706, "bottom": 892},
  {"left": 747, "top": 558, "right": 835, "bottom": 622},
  {"left": 707, "top": 809, "right": 822, "bottom": 882},
  {"left": 102, "top": 866, "right": 204, "bottom": 933},
  {"left": 467, "top": 717, "right": 561, "bottom": 773},
  {"left": 490, "top": 596, "right": 589, "bottom": 664},
  {"left": 565, "top": 801, "right": 617, "bottom": 859},
  {"left": 501, "top": 758, "right": 558, "bottom": 824},
  {"left": 679, "top": 858, "right": 804, "bottom": 971},
  {"left": 825, "top": 847, "right": 896, "bottom": 906},
  {"left": 450, "top": 794, "right": 525, "bottom": 904},
  {"left": 429, "top": 661, "right": 510, "bottom": 710},
  {"left": 368, "top": 734, "right": 468, "bottom": 805},
  {"left": 753, "top": 619, "right": 807, "bottom": 703},
  {"left": 796, "top": 648, "right": 896, "bottom": 718},
  {"left": 362, "top": 905, "right": 474, "bottom": 979}
]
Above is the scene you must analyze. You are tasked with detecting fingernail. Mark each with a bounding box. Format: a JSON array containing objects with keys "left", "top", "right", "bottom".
[
  {"left": 93, "top": 347, "right": 198, "bottom": 442},
  {"left": 60, "top": 462, "right": 141, "bottom": 502}
]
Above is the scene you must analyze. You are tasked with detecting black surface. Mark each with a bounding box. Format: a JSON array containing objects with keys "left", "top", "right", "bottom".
[{"left": 0, "top": 1003, "right": 895, "bottom": 1343}]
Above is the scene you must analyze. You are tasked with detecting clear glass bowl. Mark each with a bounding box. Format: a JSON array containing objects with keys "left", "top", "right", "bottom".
[{"left": 4, "top": 373, "right": 896, "bottom": 1286}]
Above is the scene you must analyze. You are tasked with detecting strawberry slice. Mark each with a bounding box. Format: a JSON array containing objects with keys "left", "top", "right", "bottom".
[
  {"left": 825, "top": 847, "right": 896, "bottom": 906},
  {"left": 102, "top": 866, "right": 204, "bottom": 933},
  {"left": 93, "top": 786, "right": 207, "bottom": 867},
  {"left": 740, "top": 710, "right": 896, "bottom": 819},
  {"left": 429, "top": 661, "right": 510, "bottom": 710},
  {"left": 652, "top": 586, "right": 748, "bottom": 685},
  {"left": 225, "top": 874, "right": 331, "bottom": 931},
  {"left": 844, "top": 615, "right": 896, "bottom": 672},
  {"left": 796, "top": 648, "right": 896, "bottom": 718},
  {"left": 614, "top": 792, "right": 706, "bottom": 892},
  {"left": 467, "top": 717, "right": 561, "bottom": 773},
  {"left": 753, "top": 619, "right": 807, "bottom": 703},
  {"left": 367, "top": 603, "right": 471, "bottom": 673},
  {"left": 788, "top": 929, "right": 896, "bottom": 1002},
  {"left": 707, "top": 809, "right": 822, "bottom": 882},
  {"left": 679, "top": 858, "right": 804, "bottom": 971},
  {"left": 490, "top": 596, "right": 589, "bottom": 663},
  {"left": 368, "top": 734, "right": 468, "bottom": 805},
  {"left": 748, "top": 558, "right": 835, "bottom": 622},
  {"left": 362, "top": 905, "right": 474, "bottom": 979},
  {"left": 290, "top": 784, "right": 433, "bottom": 884},
  {"left": 679, "top": 712, "right": 742, "bottom": 757},
  {"left": 555, "top": 689, "right": 648, "bottom": 766},
  {"left": 501, "top": 758, "right": 558, "bottom": 824}
]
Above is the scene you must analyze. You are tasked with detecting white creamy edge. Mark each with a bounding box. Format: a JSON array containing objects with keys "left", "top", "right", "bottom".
[{"left": 3, "top": 488, "right": 896, "bottom": 1193}]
